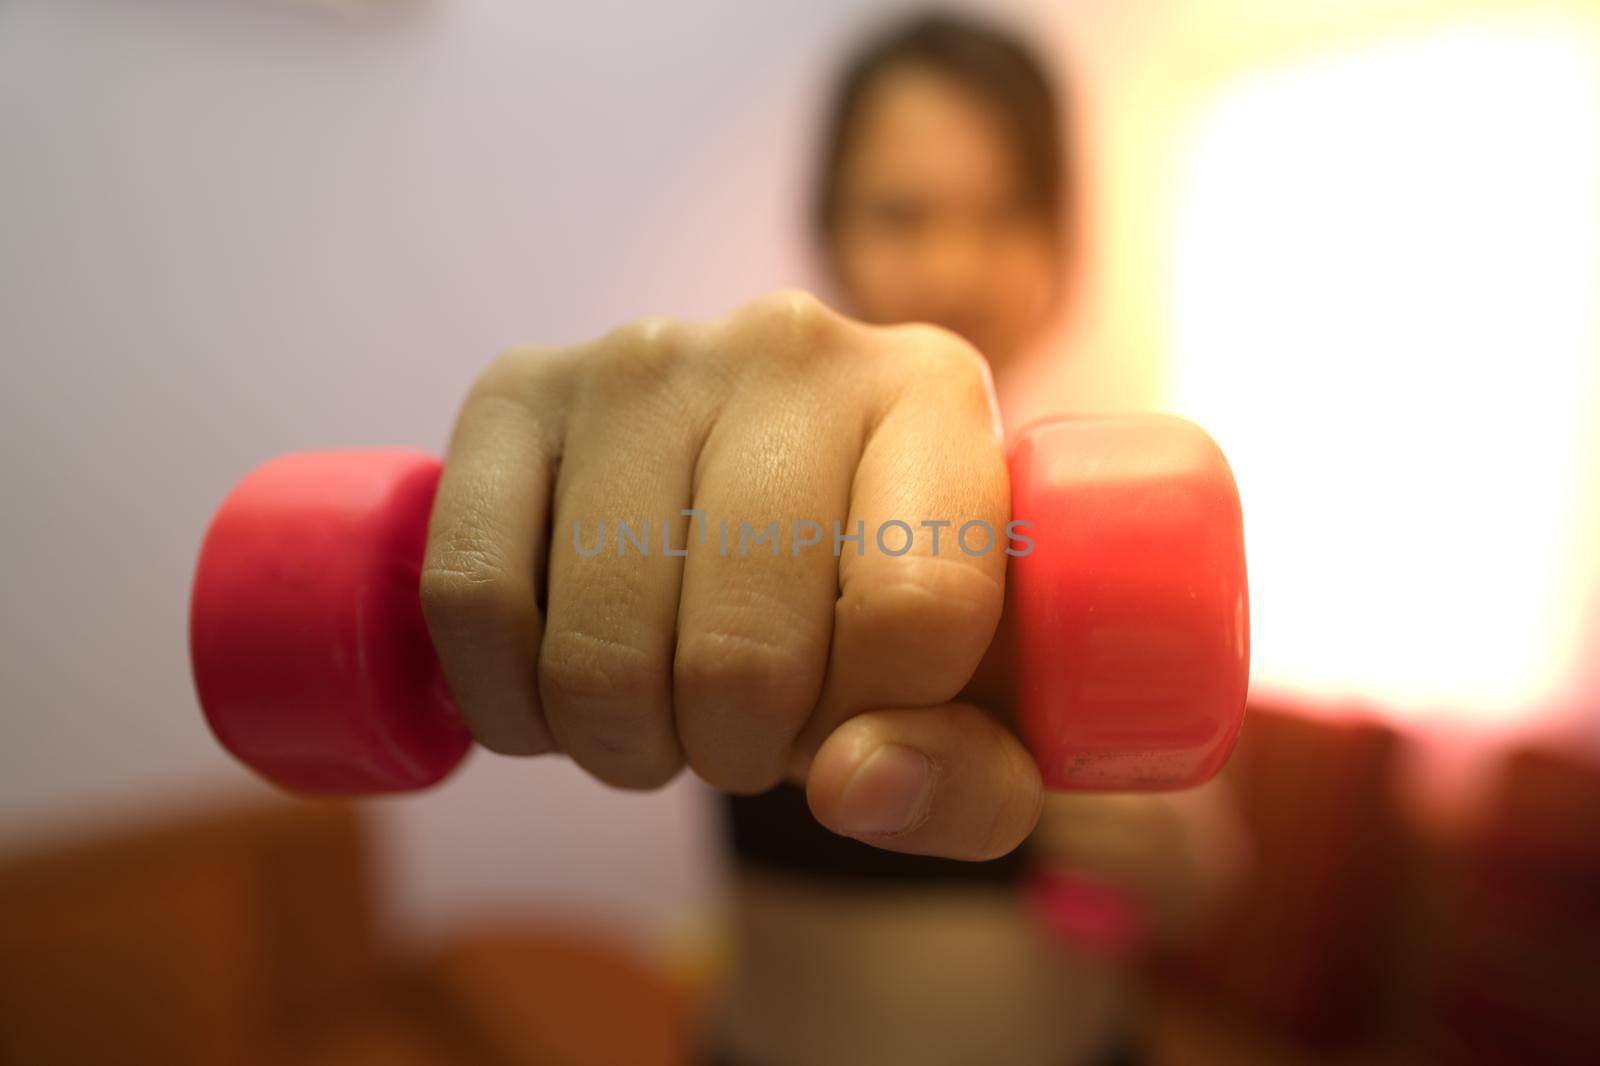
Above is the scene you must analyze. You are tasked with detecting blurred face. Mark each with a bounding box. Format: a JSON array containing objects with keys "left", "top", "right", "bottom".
[{"left": 827, "top": 65, "right": 1062, "bottom": 369}]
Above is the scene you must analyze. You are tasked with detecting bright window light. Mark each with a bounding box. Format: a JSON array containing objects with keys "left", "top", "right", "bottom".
[{"left": 1167, "top": 19, "right": 1600, "bottom": 726}]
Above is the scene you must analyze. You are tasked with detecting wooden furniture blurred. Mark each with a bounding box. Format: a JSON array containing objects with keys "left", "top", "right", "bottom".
[
  {"left": 1151, "top": 711, "right": 1600, "bottom": 1066},
  {"left": 1427, "top": 747, "right": 1600, "bottom": 1065},
  {"left": 0, "top": 800, "right": 691, "bottom": 1066},
  {"left": 1160, "top": 705, "right": 1407, "bottom": 1048},
  {"left": 4, "top": 719, "right": 1597, "bottom": 1065},
  {"left": 1147, "top": 705, "right": 1416, "bottom": 1064},
  {"left": 424, "top": 928, "right": 695, "bottom": 1066}
]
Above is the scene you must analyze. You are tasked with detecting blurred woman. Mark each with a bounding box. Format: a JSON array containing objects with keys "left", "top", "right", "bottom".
[{"left": 421, "top": 11, "right": 1245, "bottom": 1066}]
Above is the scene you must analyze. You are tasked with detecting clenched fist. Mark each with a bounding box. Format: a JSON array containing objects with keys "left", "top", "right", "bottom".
[{"left": 420, "top": 291, "right": 1043, "bottom": 860}]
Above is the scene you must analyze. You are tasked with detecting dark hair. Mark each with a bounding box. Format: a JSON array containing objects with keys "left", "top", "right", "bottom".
[{"left": 812, "top": 11, "right": 1068, "bottom": 242}]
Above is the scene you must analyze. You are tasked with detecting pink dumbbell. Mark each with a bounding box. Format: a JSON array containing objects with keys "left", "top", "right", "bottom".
[{"left": 189, "top": 416, "right": 1249, "bottom": 794}]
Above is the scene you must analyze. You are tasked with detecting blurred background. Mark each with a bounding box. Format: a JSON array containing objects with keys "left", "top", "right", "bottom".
[{"left": 2, "top": 0, "right": 1597, "bottom": 1063}]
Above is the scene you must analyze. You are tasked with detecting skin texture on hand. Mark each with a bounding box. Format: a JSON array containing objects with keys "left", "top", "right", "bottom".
[{"left": 419, "top": 291, "right": 1043, "bottom": 862}]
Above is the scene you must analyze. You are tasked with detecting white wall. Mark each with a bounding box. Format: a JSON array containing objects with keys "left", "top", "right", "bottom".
[{"left": 0, "top": 0, "right": 1070, "bottom": 944}]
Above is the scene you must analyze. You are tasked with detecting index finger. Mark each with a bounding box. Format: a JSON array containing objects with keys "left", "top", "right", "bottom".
[{"left": 789, "top": 325, "right": 1010, "bottom": 775}]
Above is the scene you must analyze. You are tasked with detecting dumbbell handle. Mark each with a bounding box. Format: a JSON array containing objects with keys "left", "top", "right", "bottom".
[{"left": 191, "top": 417, "right": 1249, "bottom": 794}]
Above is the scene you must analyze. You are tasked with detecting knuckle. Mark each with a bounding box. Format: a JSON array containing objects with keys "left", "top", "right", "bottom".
[
  {"left": 726, "top": 289, "right": 843, "bottom": 365},
  {"left": 674, "top": 629, "right": 820, "bottom": 727},
  {"left": 538, "top": 628, "right": 682, "bottom": 789},
  {"left": 538, "top": 627, "right": 663, "bottom": 711},
  {"left": 844, "top": 563, "right": 1002, "bottom": 697},
  {"left": 456, "top": 347, "right": 575, "bottom": 446},
  {"left": 421, "top": 476, "right": 525, "bottom": 624},
  {"left": 749, "top": 288, "right": 835, "bottom": 330},
  {"left": 419, "top": 554, "right": 525, "bottom": 631},
  {"left": 858, "top": 560, "right": 1001, "bottom": 642},
  {"left": 599, "top": 315, "right": 688, "bottom": 378},
  {"left": 583, "top": 316, "right": 705, "bottom": 415},
  {"left": 896, "top": 324, "right": 995, "bottom": 405},
  {"left": 469, "top": 344, "right": 561, "bottom": 405}
]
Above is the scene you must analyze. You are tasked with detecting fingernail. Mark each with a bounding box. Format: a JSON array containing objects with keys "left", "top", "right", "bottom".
[{"left": 834, "top": 744, "right": 936, "bottom": 837}]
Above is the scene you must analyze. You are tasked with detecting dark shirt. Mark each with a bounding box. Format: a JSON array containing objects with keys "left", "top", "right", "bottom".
[{"left": 720, "top": 781, "right": 1025, "bottom": 886}]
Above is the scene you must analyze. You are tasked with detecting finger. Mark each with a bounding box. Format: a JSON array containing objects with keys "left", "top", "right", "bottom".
[
  {"left": 673, "top": 297, "right": 864, "bottom": 792},
  {"left": 538, "top": 321, "right": 707, "bottom": 789},
  {"left": 420, "top": 352, "right": 567, "bottom": 755},
  {"left": 805, "top": 703, "right": 1043, "bottom": 861},
  {"left": 790, "top": 326, "right": 1009, "bottom": 774}
]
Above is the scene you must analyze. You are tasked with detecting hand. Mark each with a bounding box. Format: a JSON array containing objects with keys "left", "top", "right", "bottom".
[{"left": 419, "top": 291, "right": 1043, "bottom": 860}]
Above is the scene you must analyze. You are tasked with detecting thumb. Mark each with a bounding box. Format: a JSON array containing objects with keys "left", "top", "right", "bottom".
[{"left": 804, "top": 703, "right": 1043, "bottom": 861}]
